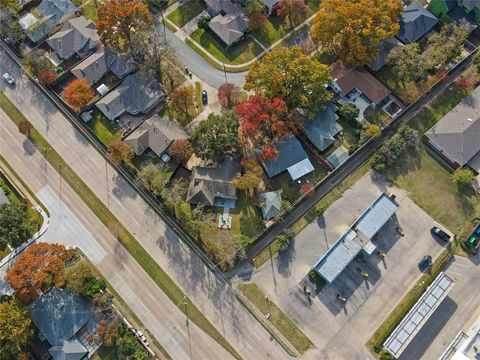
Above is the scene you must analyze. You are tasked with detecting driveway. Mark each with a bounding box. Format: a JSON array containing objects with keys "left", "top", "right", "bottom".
[{"left": 240, "top": 170, "right": 448, "bottom": 359}]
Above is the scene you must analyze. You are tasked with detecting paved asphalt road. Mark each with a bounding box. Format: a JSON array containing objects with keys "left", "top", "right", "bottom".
[
  {"left": 0, "top": 109, "right": 232, "bottom": 360},
  {"left": 158, "top": 18, "right": 247, "bottom": 88},
  {"left": 0, "top": 49, "right": 290, "bottom": 360},
  {"left": 246, "top": 55, "right": 475, "bottom": 260}
]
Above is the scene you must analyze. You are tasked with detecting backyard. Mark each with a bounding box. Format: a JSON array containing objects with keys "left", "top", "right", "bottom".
[
  {"left": 189, "top": 28, "right": 264, "bottom": 65},
  {"left": 166, "top": 1, "right": 206, "bottom": 28},
  {"left": 87, "top": 111, "right": 123, "bottom": 146}
]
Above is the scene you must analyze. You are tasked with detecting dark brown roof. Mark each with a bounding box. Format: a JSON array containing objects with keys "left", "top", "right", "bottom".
[{"left": 331, "top": 62, "right": 391, "bottom": 104}]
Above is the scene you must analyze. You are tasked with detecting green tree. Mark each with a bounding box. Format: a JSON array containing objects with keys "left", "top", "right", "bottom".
[
  {"left": 0, "top": 0, "right": 19, "bottom": 12},
  {"left": 138, "top": 163, "right": 167, "bottom": 197},
  {"left": 0, "top": 8, "right": 23, "bottom": 44},
  {"left": 387, "top": 43, "right": 427, "bottom": 82},
  {"left": 244, "top": 46, "right": 332, "bottom": 116},
  {"left": 452, "top": 168, "right": 474, "bottom": 187},
  {"left": 22, "top": 49, "right": 52, "bottom": 76},
  {"left": 0, "top": 299, "right": 33, "bottom": 359},
  {"left": 337, "top": 103, "right": 359, "bottom": 123},
  {"left": 191, "top": 110, "right": 239, "bottom": 162},
  {"left": 364, "top": 124, "right": 381, "bottom": 139},
  {"left": 0, "top": 203, "right": 37, "bottom": 250},
  {"left": 65, "top": 259, "right": 106, "bottom": 298}
]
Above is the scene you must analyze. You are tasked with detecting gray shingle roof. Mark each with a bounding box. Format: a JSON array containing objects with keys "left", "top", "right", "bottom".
[
  {"left": 125, "top": 115, "right": 188, "bottom": 156},
  {"left": 71, "top": 47, "right": 116, "bottom": 85},
  {"left": 302, "top": 102, "right": 342, "bottom": 152},
  {"left": 369, "top": 37, "right": 403, "bottom": 71},
  {"left": 49, "top": 339, "right": 88, "bottom": 360},
  {"left": 205, "top": 0, "right": 240, "bottom": 15},
  {"left": 426, "top": 85, "right": 480, "bottom": 166},
  {"left": 398, "top": 1, "right": 438, "bottom": 44},
  {"left": 261, "top": 136, "right": 311, "bottom": 178},
  {"left": 258, "top": 191, "right": 282, "bottom": 220},
  {"left": 26, "top": 0, "right": 79, "bottom": 43},
  {"left": 462, "top": 0, "right": 480, "bottom": 11},
  {"left": 29, "top": 288, "right": 97, "bottom": 360},
  {"left": 47, "top": 16, "right": 99, "bottom": 60},
  {"left": 96, "top": 72, "right": 164, "bottom": 120},
  {"left": 186, "top": 156, "right": 241, "bottom": 206},
  {"left": 209, "top": 13, "right": 248, "bottom": 46}
]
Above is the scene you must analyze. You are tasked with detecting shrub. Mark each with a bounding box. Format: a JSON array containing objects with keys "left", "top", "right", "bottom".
[
  {"left": 198, "top": 15, "right": 211, "bottom": 29},
  {"left": 452, "top": 168, "right": 474, "bottom": 186}
]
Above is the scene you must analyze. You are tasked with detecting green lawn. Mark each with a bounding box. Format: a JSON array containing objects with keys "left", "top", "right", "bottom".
[
  {"left": 81, "top": 1, "right": 97, "bottom": 21},
  {"left": 190, "top": 28, "right": 263, "bottom": 65},
  {"left": 363, "top": 107, "right": 390, "bottom": 127},
  {"left": 87, "top": 111, "right": 122, "bottom": 146},
  {"left": 238, "top": 283, "right": 314, "bottom": 354},
  {"left": 232, "top": 191, "right": 264, "bottom": 238},
  {"left": 0, "top": 91, "right": 241, "bottom": 360},
  {"left": 166, "top": 1, "right": 206, "bottom": 28},
  {"left": 253, "top": 16, "right": 289, "bottom": 47},
  {"left": 338, "top": 117, "right": 361, "bottom": 150},
  {"left": 0, "top": 246, "right": 11, "bottom": 260}
]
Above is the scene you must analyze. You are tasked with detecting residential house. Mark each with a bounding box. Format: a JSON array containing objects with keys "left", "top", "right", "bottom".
[
  {"left": 96, "top": 72, "right": 165, "bottom": 121},
  {"left": 186, "top": 156, "right": 241, "bottom": 208},
  {"left": 71, "top": 47, "right": 135, "bottom": 85},
  {"left": 425, "top": 85, "right": 480, "bottom": 172},
  {"left": 46, "top": 16, "right": 99, "bottom": 61},
  {"left": 125, "top": 115, "right": 188, "bottom": 160},
  {"left": 20, "top": 0, "right": 79, "bottom": 44},
  {"left": 260, "top": 0, "right": 280, "bottom": 15},
  {"left": 258, "top": 190, "right": 282, "bottom": 220},
  {"left": 205, "top": 0, "right": 249, "bottom": 47},
  {"left": 397, "top": 1, "right": 439, "bottom": 44},
  {"left": 301, "top": 102, "right": 343, "bottom": 152},
  {"left": 261, "top": 135, "right": 315, "bottom": 181},
  {"left": 369, "top": 37, "right": 403, "bottom": 71},
  {"left": 330, "top": 62, "right": 392, "bottom": 107},
  {"left": 429, "top": 0, "right": 480, "bottom": 23},
  {"left": 29, "top": 287, "right": 100, "bottom": 360}
]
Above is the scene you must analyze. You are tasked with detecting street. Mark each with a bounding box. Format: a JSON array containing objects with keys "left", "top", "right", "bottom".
[
  {"left": 0, "top": 108, "right": 231, "bottom": 360},
  {"left": 0, "top": 48, "right": 290, "bottom": 360}
]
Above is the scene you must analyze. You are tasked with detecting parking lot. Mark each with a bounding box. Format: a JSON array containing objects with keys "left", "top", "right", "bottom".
[{"left": 243, "top": 171, "right": 449, "bottom": 359}]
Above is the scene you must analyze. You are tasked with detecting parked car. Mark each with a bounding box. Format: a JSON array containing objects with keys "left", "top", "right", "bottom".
[
  {"left": 201, "top": 90, "right": 208, "bottom": 105},
  {"left": 430, "top": 226, "right": 451, "bottom": 242},
  {"left": 2, "top": 72, "right": 15, "bottom": 85},
  {"left": 418, "top": 255, "right": 433, "bottom": 271}
]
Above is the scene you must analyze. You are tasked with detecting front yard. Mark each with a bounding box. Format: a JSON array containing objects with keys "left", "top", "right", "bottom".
[
  {"left": 166, "top": 1, "right": 206, "bottom": 28},
  {"left": 189, "top": 28, "right": 264, "bottom": 65}
]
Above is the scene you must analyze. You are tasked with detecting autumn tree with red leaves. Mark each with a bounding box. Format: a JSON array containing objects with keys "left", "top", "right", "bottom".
[
  {"left": 63, "top": 79, "right": 95, "bottom": 111},
  {"left": 169, "top": 139, "right": 192, "bottom": 164},
  {"left": 237, "top": 95, "right": 298, "bottom": 161},
  {"left": 107, "top": 140, "right": 134, "bottom": 164},
  {"left": 249, "top": 12, "right": 267, "bottom": 33},
  {"left": 37, "top": 70, "right": 56, "bottom": 86},
  {"left": 96, "top": 0, "right": 152, "bottom": 54},
  {"left": 6, "top": 243, "right": 71, "bottom": 302},
  {"left": 277, "top": 0, "right": 310, "bottom": 28},
  {"left": 218, "top": 83, "right": 242, "bottom": 109}
]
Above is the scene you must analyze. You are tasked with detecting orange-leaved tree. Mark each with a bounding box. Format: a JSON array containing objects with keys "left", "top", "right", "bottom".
[
  {"left": 310, "top": 0, "right": 402, "bottom": 67},
  {"left": 277, "top": 0, "right": 310, "bottom": 29},
  {"left": 63, "top": 79, "right": 95, "bottom": 111},
  {"left": 96, "top": 0, "right": 152, "bottom": 54},
  {"left": 169, "top": 139, "right": 192, "bottom": 164},
  {"left": 6, "top": 243, "right": 71, "bottom": 302},
  {"left": 107, "top": 140, "right": 134, "bottom": 164}
]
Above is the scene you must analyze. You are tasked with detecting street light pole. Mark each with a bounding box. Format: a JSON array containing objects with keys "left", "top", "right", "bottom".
[
  {"left": 181, "top": 296, "right": 193, "bottom": 360},
  {"left": 222, "top": 60, "right": 228, "bottom": 84}
]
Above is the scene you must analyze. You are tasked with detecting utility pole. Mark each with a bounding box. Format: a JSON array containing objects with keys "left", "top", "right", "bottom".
[
  {"left": 105, "top": 159, "right": 110, "bottom": 209},
  {"left": 59, "top": 164, "right": 62, "bottom": 221},
  {"left": 222, "top": 60, "right": 228, "bottom": 84},
  {"left": 180, "top": 296, "right": 193, "bottom": 360}
]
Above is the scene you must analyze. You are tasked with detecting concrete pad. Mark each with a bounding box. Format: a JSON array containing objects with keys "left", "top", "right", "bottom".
[
  {"left": 36, "top": 185, "right": 107, "bottom": 264},
  {"left": 247, "top": 170, "right": 449, "bottom": 359}
]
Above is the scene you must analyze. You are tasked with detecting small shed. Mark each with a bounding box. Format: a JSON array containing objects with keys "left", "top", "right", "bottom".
[{"left": 258, "top": 191, "right": 282, "bottom": 220}]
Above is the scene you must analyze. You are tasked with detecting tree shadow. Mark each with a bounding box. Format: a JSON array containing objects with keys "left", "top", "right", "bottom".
[
  {"left": 22, "top": 138, "right": 36, "bottom": 156},
  {"left": 276, "top": 238, "right": 296, "bottom": 277},
  {"left": 111, "top": 174, "right": 138, "bottom": 199}
]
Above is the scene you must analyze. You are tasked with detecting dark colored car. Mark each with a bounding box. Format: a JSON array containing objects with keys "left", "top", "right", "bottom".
[
  {"left": 418, "top": 255, "right": 433, "bottom": 271},
  {"left": 201, "top": 90, "right": 208, "bottom": 106},
  {"left": 430, "top": 226, "right": 451, "bottom": 242}
]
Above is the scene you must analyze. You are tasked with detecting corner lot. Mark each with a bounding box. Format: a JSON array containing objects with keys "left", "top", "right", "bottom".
[{"left": 241, "top": 171, "right": 449, "bottom": 359}]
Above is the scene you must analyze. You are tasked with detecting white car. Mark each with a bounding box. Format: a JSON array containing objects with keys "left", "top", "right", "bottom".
[{"left": 2, "top": 72, "right": 15, "bottom": 85}]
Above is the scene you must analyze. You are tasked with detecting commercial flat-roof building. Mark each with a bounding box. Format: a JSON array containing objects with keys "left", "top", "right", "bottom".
[
  {"left": 313, "top": 192, "right": 399, "bottom": 283},
  {"left": 384, "top": 272, "right": 455, "bottom": 358}
]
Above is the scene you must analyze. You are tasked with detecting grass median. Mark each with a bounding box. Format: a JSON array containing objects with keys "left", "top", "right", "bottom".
[
  {"left": 238, "top": 283, "right": 313, "bottom": 354},
  {"left": 0, "top": 91, "right": 242, "bottom": 360}
]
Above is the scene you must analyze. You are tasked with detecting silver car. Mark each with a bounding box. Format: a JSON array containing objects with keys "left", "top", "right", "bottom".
[{"left": 2, "top": 72, "right": 15, "bottom": 85}]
